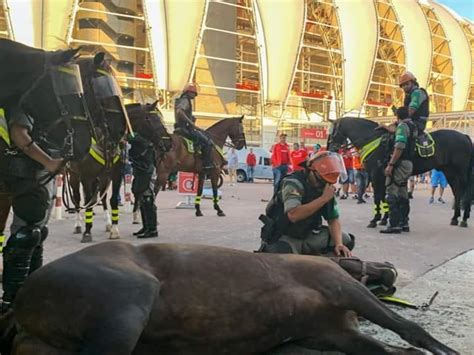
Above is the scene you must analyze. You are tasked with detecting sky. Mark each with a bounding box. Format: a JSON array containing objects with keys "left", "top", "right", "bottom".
[{"left": 437, "top": 0, "right": 474, "bottom": 21}]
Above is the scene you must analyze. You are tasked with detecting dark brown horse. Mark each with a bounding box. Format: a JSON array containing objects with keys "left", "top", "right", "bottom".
[
  {"left": 64, "top": 53, "right": 129, "bottom": 243},
  {"left": 0, "top": 39, "right": 92, "bottom": 250},
  {"left": 155, "top": 116, "right": 246, "bottom": 217},
  {"left": 2, "top": 241, "right": 458, "bottom": 354}
]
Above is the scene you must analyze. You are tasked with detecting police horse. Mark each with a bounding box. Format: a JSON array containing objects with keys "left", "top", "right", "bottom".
[
  {"left": 327, "top": 117, "right": 474, "bottom": 227},
  {"left": 0, "top": 241, "right": 459, "bottom": 355},
  {"left": 154, "top": 116, "right": 246, "bottom": 217},
  {"left": 63, "top": 53, "right": 129, "bottom": 243}
]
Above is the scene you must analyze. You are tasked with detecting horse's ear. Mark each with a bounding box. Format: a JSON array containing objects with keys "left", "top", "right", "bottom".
[
  {"left": 94, "top": 52, "right": 106, "bottom": 65},
  {"left": 52, "top": 47, "right": 81, "bottom": 64},
  {"left": 148, "top": 100, "right": 159, "bottom": 111},
  {"left": 239, "top": 115, "right": 244, "bottom": 122}
]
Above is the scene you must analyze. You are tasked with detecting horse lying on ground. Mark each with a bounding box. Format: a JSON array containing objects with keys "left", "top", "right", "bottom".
[{"left": 3, "top": 242, "right": 457, "bottom": 355}]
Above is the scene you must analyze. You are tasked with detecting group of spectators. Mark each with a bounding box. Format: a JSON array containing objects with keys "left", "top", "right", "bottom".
[{"left": 270, "top": 133, "right": 323, "bottom": 192}]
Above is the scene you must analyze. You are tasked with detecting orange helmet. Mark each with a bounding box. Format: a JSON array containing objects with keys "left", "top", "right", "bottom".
[
  {"left": 399, "top": 71, "right": 416, "bottom": 86},
  {"left": 183, "top": 83, "right": 199, "bottom": 94},
  {"left": 307, "top": 151, "right": 347, "bottom": 184}
]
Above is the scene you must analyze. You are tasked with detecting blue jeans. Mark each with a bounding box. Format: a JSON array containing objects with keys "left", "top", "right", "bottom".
[
  {"left": 273, "top": 165, "right": 289, "bottom": 193},
  {"left": 355, "top": 170, "right": 369, "bottom": 200},
  {"left": 247, "top": 166, "right": 255, "bottom": 182}
]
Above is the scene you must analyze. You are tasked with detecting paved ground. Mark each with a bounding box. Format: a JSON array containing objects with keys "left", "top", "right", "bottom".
[
  {"left": 34, "top": 180, "right": 474, "bottom": 286},
  {"left": 2, "top": 179, "right": 473, "bottom": 353}
]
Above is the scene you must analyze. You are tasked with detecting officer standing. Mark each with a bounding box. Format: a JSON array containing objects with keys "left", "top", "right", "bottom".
[
  {"left": 130, "top": 133, "right": 158, "bottom": 239},
  {"left": 380, "top": 107, "right": 414, "bottom": 234}
]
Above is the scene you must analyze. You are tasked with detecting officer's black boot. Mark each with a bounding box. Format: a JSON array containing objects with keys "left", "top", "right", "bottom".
[
  {"left": 29, "top": 226, "right": 49, "bottom": 275},
  {"left": 138, "top": 196, "right": 158, "bottom": 239},
  {"left": 134, "top": 201, "right": 147, "bottom": 237},
  {"left": 399, "top": 197, "right": 410, "bottom": 232},
  {"left": 1, "top": 227, "right": 41, "bottom": 313},
  {"left": 380, "top": 195, "right": 402, "bottom": 234}
]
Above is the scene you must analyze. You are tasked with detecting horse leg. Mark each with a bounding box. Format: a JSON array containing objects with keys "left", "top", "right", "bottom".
[
  {"left": 68, "top": 171, "right": 83, "bottom": 234},
  {"left": 212, "top": 174, "right": 225, "bottom": 217},
  {"left": 102, "top": 191, "right": 112, "bottom": 232},
  {"left": 132, "top": 200, "right": 140, "bottom": 224},
  {"left": 109, "top": 167, "right": 122, "bottom": 240},
  {"left": 368, "top": 174, "right": 384, "bottom": 228},
  {"left": 81, "top": 183, "right": 95, "bottom": 243},
  {"left": 195, "top": 174, "right": 205, "bottom": 217},
  {"left": 445, "top": 174, "right": 460, "bottom": 226},
  {"left": 380, "top": 199, "right": 389, "bottom": 226},
  {"left": 368, "top": 201, "right": 381, "bottom": 228}
]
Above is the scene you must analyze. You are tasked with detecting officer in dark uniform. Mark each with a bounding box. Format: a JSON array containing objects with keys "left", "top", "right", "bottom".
[
  {"left": 259, "top": 151, "right": 354, "bottom": 256},
  {"left": 0, "top": 63, "right": 87, "bottom": 312},
  {"left": 130, "top": 133, "right": 158, "bottom": 239},
  {"left": 174, "top": 83, "right": 213, "bottom": 170},
  {"left": 380, "top": 107, "right": 414, "bottom": 234},
  {"left": 398, "top": 71, "right": 429, "bottom": 138}
]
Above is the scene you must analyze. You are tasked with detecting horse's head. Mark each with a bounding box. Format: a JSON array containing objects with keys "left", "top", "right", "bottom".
[
  {"left": 126, "top": 101, "right": 171, "bottom": 151},
  {"left": 77, "top": 53, "right": 128, "bottom": 145},
  {"left": 327, "top": 119, "right": 348, "bottom": 152},
  {"left": 15, "top": 45, "right": 93, "bottom": 161},
  {"left": 228, "top": 115, "right": 246, "bottom": 150}
]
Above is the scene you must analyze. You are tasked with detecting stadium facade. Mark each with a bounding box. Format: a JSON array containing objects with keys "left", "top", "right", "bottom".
[{"left": 1, "top": 0, "right": 473, "bottom": 147}]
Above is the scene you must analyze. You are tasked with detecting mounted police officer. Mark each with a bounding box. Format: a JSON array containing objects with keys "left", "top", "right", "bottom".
[
  {"left": 174, "top": 83, "right": 213, "bottom": 170},
  {"left": 258, "top": 151, "right": 354, "bottom": 257},
  {"left": 130, "top": 132, "right": 158, "bottom": 239},
  {"left": 398, "top": 71, "right": 429, "bottom": 139},
  {"left": 1, "top": 63, "right": 86, "bottom": 312},
  {"left": 381, "top": 107, "right": 414, "bottom": 234}
]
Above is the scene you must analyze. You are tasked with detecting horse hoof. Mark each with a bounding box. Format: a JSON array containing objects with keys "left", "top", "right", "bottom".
[
  {"left": 81, "top": 234, "right": 92, "bottom": 243},
  {"left": 109, "top": 234, "right": 120, "bottom": 240},
  {"left": 74, "top": 226, "right": 82, "bottom": 234},
  {"left": 460, "top": 221, "right": 468, "bottom": 228},
  {"left": 379, "top": 220, "right": 388, "bottom": 226},
  {"left": 217, "top": 211, "right": 226, "bottom": 217},
  {"left": 367, "top": 221, "right": 377, "bottom": 228},
  {"left": 450, "top": 219, "right": 459, "bottom": 226},
  {"left": 196, "top": 211, "right": 203, "bottom": 217},
  {"left": 105, "top": 224, "right": 112, "bottom": 232}
]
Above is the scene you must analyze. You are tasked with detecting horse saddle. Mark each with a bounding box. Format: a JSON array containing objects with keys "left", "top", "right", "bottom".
[
  {"left": 181, "top": 136, "right": 199, "bottom": 154},
  {"left": 415, "top": 132, "right": 435, "bottom": 158}
]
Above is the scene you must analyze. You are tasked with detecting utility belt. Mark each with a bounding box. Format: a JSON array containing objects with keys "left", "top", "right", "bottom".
[{"left": 2, "top": 150, "right": 43, "bottom": 181}]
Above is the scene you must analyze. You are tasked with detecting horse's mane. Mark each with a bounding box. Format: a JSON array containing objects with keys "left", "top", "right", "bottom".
[
  {"left": 206, "top": 116, "right": 240, "bottom": 132},
  {"left": 0, "top": 39, "right": 48, "bottom": 106},
  {"left": 340, "top": 116, "right": 379, "bottom": 130}
]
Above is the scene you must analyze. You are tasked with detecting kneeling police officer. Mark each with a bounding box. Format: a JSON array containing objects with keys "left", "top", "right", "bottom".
[{"left": 259, "top": 151, "right": 354, "bottom": 257}]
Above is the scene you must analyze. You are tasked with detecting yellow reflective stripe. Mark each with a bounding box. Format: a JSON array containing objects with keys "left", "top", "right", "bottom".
[
  {"left": 85, "top": 210, "right": 93, "bottom": 223},
  {"left": 195, "top": 196, "right": 202, "bottom": 205},
  {"left": 111, "top": 209, "right": 119, "bottom": 222},
  {"left": 89, "top": 138, "right": 121, "bottom": 166},
  {"left": 96, "top": 69, "right": 110, "bottom": 76},
  {"left": 0, "top": 108, "right": 10, "bottom": 146},
  {"left": 213, "top": 197, "right": 219, "bottom": 203},
  {"left": 360, "top": 137, "right": 382, "bottom": 163},
  {"left": 89, "top": 146, "right": 106, "bottom": 165},
  {"left": 56, "top": 66, "right": 77, "bottom": 76},
  {"left": 214, "top": 144, "right": 224, "bottom": 159},
  {"left": 0, "top": 233, "right": 5, "bottom": 253},
  {"left": 381, "top": 202, "right": 389, "bottom": 213}
]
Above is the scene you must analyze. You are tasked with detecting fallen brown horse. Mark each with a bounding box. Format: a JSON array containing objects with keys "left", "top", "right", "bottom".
[{"left": 4, "top": 242, "right": 457, "bottom": 354}]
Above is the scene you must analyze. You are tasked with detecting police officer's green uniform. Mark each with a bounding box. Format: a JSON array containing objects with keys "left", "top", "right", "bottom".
[
  {"left": 381, "top": 122, "right": 413, "bottom": 234},
  {"left": 130, "top": 133, "right": 158, "bottom": 238},
  {"left": 403, "top": 86, "right": 429, "bottom": 136},
  {"left": 259, "top": 170, "right": 354, "bottom": 255}
]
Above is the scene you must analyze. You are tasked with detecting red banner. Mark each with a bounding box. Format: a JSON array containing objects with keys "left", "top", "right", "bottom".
[
  {"left": 300, "top": 127, "right": 328, "bottom": 139},
  {"left": 177, "top": 172, "right": 198, "bottom": 195}
]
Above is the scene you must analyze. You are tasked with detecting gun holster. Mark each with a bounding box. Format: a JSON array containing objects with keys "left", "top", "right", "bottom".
[{"left": 259, "top": 214, "right": 280, "bottom": 243}]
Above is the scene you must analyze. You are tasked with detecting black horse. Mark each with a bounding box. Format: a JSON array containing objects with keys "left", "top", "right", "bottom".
[
  {"left": 327, "top": 117, "right": 474, "bottom": 227},
  {"left": 65, "top": 52, "right": 129, "bottom": 243}
]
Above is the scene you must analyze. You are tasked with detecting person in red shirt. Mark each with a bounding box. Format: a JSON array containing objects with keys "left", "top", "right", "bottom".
[
  {"left": 271, "top": 133, "right": 290, "bottom": 192},
  {"left": 246, "top": 148, "right": 257, "bottom": 183},
  {"left": 290, "top": 143, "right": 308, "bottom": 172}
]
